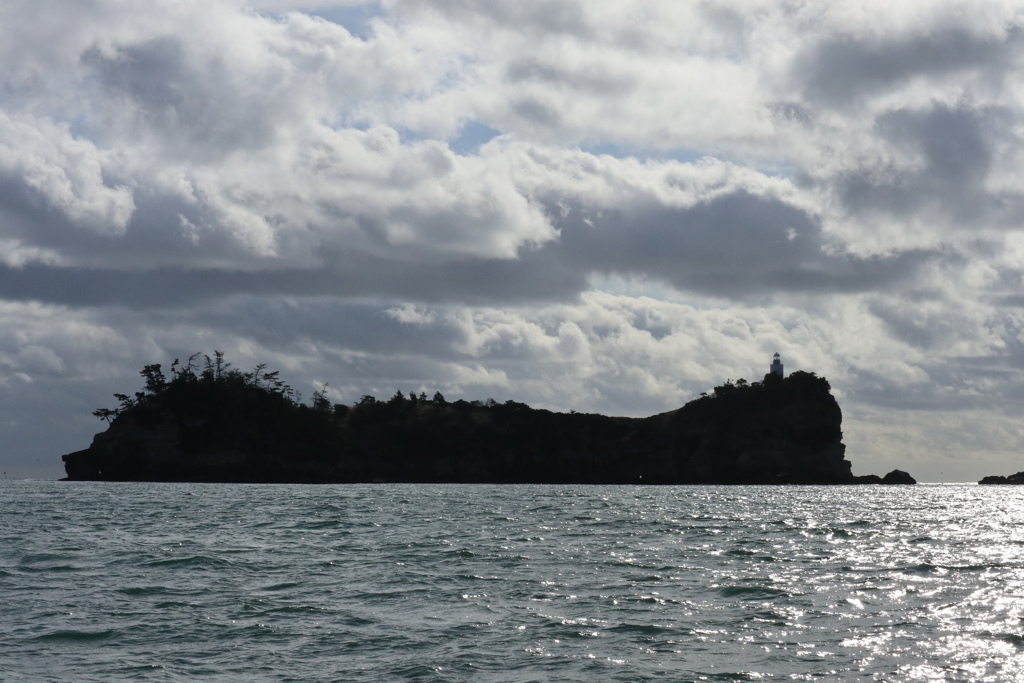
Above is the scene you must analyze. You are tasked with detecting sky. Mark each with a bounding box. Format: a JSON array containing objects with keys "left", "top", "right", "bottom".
[{"left": 2, "top": 0, "right": 1024, "bottom": 481}]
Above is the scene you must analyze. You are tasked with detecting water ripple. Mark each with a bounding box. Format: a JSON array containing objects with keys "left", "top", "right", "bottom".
[{"left": 4, "top": 481, "right": 1024, "bottom": 681}]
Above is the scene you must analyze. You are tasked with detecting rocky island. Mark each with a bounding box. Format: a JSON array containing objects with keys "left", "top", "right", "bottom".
[
  {"left": 978, "top": 472, "right": 1024, "bottom": 484},
  {"left": 62, "top": 353, "right": 915, "bottom": 485}
]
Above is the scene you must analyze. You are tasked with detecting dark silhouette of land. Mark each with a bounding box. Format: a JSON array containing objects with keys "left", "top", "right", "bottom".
[
  {"left": 979, "top": 472, "right": 1024, "bottom": 484},
  {"left": 62, "top": 353, "right": 915, "bottom": 485}
]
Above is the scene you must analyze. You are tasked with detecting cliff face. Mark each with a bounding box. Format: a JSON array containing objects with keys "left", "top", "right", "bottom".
[
  {"left": 647, "top": 372, "right": 852, "bottom": 484},
  {"left": 62, "top": 367, "right": 894, "bottom": 484}
]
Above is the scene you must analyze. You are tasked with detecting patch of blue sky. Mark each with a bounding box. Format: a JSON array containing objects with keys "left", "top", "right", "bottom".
[
  {"left": 757, "top": 160, "right": 798, "bottom": 179},
  {"left": 394, "top": 125, "right": 431, "bottom": 145},
  {"left": 68, "top": 114, "right": 104, "bottom": 145},
  {"left": 449, "top": 121, "right": 502, "bottom": 156},
  {"left": 321, "top": 120, "right": 499, "bottom": 155},
  {"left": 69, "top": 114, "right": 89, "bottom": 138},
  {"left": 319, "top": 108, "right": 368, "bottom": 132},
  {"left": 307, "top": 2, "right": 382, "bottom": 40}
]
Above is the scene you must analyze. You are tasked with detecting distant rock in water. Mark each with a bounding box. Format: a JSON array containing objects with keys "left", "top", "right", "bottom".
[
  {"left": 853, "top": 469, "right": 917, "bottom": 485},
  {"left": 978, "top": 471, "right": 1024, "bottom": 485},
  {"left": 62, "top": 356, "right": 915, "bottom": 485},
  {"left": 882, "top": 469, "right": 917, "bottom": 484}
]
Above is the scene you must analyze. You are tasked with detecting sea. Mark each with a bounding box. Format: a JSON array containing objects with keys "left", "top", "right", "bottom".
[{"left": 3, "top": 482, "right": 1024, "bottom": 682}]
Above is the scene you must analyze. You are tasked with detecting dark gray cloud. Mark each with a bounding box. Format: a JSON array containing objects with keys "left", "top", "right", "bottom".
[
  {"left": 0, "top": 177, "right": 195, "bottom": 265},
  {"left": 0, "top": 247, "right": 586, "bottom": 309},
  {"left": 835, "top": 103, "right": 1024, "bottom": 225},
  {"left": 796, "top": 28, "right": 1020, "bottom": 106},
  {"left": 550, "top": 191, "right": 938, "bottom": 298},
  {"left": 847, "top": 348, "right": 1024, "bottom": 413},
  {"left": 394, "top": 0, "right": 592, "bottom": 38},
  {"left": 0, "top": 188, "right": 941, "bottom": 311},
  {"left": 81, "top": 34, "right": 292, "bottom": 160},
  {"left": 869, "top": 297, "right": 970, "bottom": 351},
  {"left": 505, "top": 57, "right": 637, "bottom": 95},
  {"left": 510, "top": 97, "right": 563, "bottom": 127},
  {"left": 99, "top": 296, "right": 469, "bottom": 367}
]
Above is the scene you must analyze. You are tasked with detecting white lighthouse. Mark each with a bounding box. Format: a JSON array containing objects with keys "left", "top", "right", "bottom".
[{"left": 770, "top": 352, "right": 784, "bottom": 377}]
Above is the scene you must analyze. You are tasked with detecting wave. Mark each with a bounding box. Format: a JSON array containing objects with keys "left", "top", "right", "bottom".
[{"left": 717, "top": 586, "right": 792, "bottom": 600}]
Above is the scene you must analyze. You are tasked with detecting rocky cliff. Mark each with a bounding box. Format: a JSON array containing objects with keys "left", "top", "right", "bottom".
[
  {"left": 978, "top": 472, "right": 1024, "bottom": 484},
  {"left": 62, "top": 360, "right": 913, "bottom": 484}
]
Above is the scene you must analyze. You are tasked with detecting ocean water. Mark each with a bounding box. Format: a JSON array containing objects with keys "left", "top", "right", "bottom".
[{"left": 3, "top": 482, "right": 1024, "bottom": 681}]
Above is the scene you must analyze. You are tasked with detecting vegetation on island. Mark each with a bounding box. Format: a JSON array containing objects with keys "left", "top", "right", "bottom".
[{"left": 63, "top": 352, "right": 913, "bottom": 484}]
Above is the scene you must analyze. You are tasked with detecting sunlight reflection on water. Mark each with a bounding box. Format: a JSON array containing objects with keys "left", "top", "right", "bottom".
[{"left": 2, "top": 482, "right": 1024, "bottom": 681}]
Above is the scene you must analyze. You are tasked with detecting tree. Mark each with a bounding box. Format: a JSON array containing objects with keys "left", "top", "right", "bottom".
[
  {"left": 311, "top": 383, "right": 331, "bottom": 412},
  {"left": 213, "top": 350, "right": 230, "bottom": 380},
  {"left": 202, "top": 350, "right": 231, "bottom": 381},
  {"left": 113, "top": 393, "right": 136, "bottom": 411},
  {"left": 713, "top": 380, "right": 736, "bottom": 397},
  {"left": 140, "top": 364, "right": 167, "bottom": 395},
  {"left": 92, "top": 407, "right": 118, "bottom": 424},
  {"left": 184, "top": 352, "right": 202, "bottom": 379},
  {"left": 246, "top": 363, "right": 268, "bottom": 388}
]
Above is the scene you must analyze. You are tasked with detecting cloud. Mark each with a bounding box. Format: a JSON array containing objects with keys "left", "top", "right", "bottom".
[
  {"left": 795, "top": 27, "right": 1020, "bottom": 107},
  {"left": 0, "top": 114, "right": 134, "bottom": 237},
  {"left": 0, "top": 135, "right": 942, "bottom": 310},
  {"left": 831, "top": 103, "right": 1024, "bottom": 229},
  {"left": 83, "top": 35, "right": 284, "bottom": 159},
  {"left": 3, "top": 0, "right": 1024, "bottom": 481},
  {"left": 550, "top": 190, "right": 936, "bottom": 298}
]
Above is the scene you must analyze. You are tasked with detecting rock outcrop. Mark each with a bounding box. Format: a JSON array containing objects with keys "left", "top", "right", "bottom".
[
  {"left": 62, "top": 361, "right": 914, "bottom": 485},
  {"left": 853, "top": 469, "right": 918, "bottom": 485},
  {"left": 979, "top": 471, "right": 1024, "bottom": 484}
]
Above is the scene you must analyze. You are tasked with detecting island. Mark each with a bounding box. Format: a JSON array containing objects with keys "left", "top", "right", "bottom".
[
  {"left": 978, "top": 472, "right": 1024, "bottom": 484},
  {"left": 62, "top": 352, "right": 915, "bottom": 485}
]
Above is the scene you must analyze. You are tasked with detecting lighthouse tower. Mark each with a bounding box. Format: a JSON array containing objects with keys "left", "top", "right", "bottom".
[{"left": 770, "top": 352, "right": 784, "bottom": 377}]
